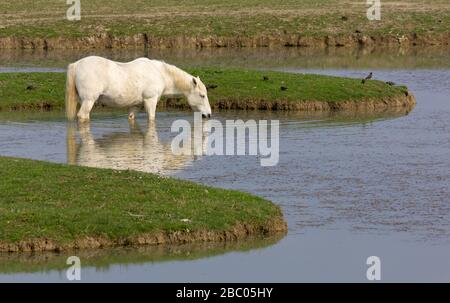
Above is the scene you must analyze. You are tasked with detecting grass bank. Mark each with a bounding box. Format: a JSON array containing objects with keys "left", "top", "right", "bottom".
[
  {"left": 0, "top": 156, "right": 287, "bottom": 252},
  {"left": 0, "top": 68, "right": 415, "bottom": 112},
  {"left": 0, "top": 1, "right": 448, "bottom": 49}
]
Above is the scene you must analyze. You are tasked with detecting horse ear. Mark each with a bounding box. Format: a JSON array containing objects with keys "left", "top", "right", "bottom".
[{"left": 192, "top": 77, "right": 197, "bottom": 87}]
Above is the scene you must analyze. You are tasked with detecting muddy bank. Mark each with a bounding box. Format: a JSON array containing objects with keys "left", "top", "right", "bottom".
[
  {"left": 0, "top": 218, "right": 287, "bottom": 253},
  {"left": 161, "top": 92, "right": 416, "bottom": 113},
  {"left": 2, "top": 93, "right": 416, "bottom": 115},
  {"left": 0, "top": 32, "right": 449, "bottom": 49}
]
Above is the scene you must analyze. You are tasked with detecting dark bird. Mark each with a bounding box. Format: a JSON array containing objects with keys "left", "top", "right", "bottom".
[
  {"left": 386, "top": 81, "right": 396, "bottom": 86},
  {"left": 361, "top": 72, "right": 373, "bottom": 84},
  {"left": 280, "top": 86, "right": 288, "bottom": 91},
  {"left": 263, "top": 76, "right": 269, "bottom": 81},
  {"left": 206, "top": 84, "right": 218, "bottom": 90},
  {"left": 26, "top": 85, "right": 35, "bottom": 90}
]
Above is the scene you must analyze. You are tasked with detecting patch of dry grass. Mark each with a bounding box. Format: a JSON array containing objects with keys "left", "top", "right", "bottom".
[{"left": 0, "top": 1, "right": 448, "bottom": 39}]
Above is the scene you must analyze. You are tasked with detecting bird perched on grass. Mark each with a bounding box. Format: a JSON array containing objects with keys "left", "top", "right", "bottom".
[
  {"left": 280, "top": 86, "right": 288, "bottom": 91},
  {"left": 361, "top": 72, "right": 373, "bottom": 84}
]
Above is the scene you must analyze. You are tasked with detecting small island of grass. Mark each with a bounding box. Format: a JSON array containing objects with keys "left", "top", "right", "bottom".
[
  {"left": 0, "top": 156, "right": 287, "bottom": 252},
  {"left": 0, "top": 68, "right": 415, "bottom": 113}
]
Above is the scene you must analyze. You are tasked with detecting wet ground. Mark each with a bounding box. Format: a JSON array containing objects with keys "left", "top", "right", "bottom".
[{"left": 0, "top": 48, "right": 449, "bottom": 282}]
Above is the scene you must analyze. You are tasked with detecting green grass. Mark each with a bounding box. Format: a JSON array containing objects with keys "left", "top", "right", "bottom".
[
  {"left": 0, "top": 1, "right": 448, "bottom": 40},
  {"left": 0, "top": 156, "right": 283, "bottom": 246},
  {"left": 0, "top": 69, "right": 408, "bottom": 111},
  {"left": 192, "top": 68, "right": 408, "bottom": 104},
  {"left": 0, "top": 73, "right": 63, "bottom": 110}
]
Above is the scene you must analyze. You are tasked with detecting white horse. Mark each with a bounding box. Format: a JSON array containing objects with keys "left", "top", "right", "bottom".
[
  {"left": 65, "top": 56, "right": 212, "bottom": 121},
  {"left": 67, "top": 121, "right": 208, "bottom": 174}
]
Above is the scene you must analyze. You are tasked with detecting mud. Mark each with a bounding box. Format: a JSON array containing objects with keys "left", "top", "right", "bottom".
[
  {"left": 0, "top": 92, "right": 416, "bottom": 116},
  {"left": 0, "top": 33, "right": 448, "bottom": 49},
  {"left": 161, "top": 92, "right": 416, "bottom": 113},
  {"left": 0, "top": 217, "right": 287, "bottom": 253}
]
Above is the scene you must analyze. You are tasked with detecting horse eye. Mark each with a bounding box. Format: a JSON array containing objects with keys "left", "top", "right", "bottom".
[{"left": 200, "top": 94, "right": 205, "bottom": 98}]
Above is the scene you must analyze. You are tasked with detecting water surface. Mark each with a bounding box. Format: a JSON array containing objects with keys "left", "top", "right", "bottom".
[{"left": 0, "top": 51, "right": 449, "bottom": 282}]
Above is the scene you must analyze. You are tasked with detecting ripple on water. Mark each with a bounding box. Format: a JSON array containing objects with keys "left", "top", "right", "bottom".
[{"left": 0, "top": 68, "right": 449, "bottom": 281}]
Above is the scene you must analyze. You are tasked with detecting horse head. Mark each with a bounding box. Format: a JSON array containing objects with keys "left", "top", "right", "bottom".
[{"left": 186, "top": 76, "right": 212, "bottom": 118}]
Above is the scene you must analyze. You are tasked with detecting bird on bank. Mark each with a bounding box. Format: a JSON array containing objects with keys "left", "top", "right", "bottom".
[{"left": 361, "top": 72, "right": 373, "bottom": 84}]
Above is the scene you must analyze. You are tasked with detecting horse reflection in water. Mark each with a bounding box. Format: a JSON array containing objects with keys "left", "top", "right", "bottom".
[{"left": 67, "top": 120, "right": 208, "bottom": 174}]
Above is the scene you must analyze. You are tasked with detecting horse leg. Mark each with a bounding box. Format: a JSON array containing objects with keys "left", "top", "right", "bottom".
[
  {"left": 128, "top": 116, "right": 142, "bottom": 134},
  {"left": 77, "top": 99, "right": 96, "bottom": 122},
  {"left": 128, "top": 106, "right": 140, "bottom": 120},
  {"left": 144, "top": 96, "right": 158, "bottom": 121},
  {"left": 78, "top": 123, "right": 95, "bottom": 145},
  {"left": 143, "top": 120, "right": 159, "bottom": 147}
]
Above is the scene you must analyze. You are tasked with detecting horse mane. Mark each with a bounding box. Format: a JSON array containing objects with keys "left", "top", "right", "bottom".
[{"left": 161, "top": 62, "right": 193, "bottom": 93}]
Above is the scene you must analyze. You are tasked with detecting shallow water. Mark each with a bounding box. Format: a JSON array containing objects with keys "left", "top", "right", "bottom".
[
  {"left": 1, "top": 47, "right": 450, "bottom": 70},
  {"left": 0, "top": 50, "right": 449, "bottom": 282}
]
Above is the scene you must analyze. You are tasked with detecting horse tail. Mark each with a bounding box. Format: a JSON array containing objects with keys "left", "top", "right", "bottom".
[
  {"left": 65, "top": 63, "right": 78, "bottom": 121},
  {"left": 66, "top": 122, "right": 78, "bottom": 165}
]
